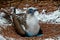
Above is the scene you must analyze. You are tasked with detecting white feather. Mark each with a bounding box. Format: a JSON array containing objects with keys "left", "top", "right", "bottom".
[{"left": 25, "top": 14, "right": 40, "bottom": 36}]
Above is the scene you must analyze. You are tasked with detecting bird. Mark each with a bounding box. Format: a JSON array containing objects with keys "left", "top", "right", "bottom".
[
  {"left": 24, "top": 8, "right": 41, "bottom": 37},
  {"left": 10, "top": 7, "right": 42, "bottom": 37}
]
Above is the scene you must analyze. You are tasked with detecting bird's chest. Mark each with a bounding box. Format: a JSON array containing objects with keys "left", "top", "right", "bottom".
[
  {"left": 26, "top": 15, "right": 40, "bottom": 36},
  {"left": 26, "top": 15, "right": 38, "bottom": 25}
]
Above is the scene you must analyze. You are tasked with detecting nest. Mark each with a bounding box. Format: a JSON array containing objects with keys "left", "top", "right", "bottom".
[{"left": 0, "top": 22, "right": 60, "bottom": 40}]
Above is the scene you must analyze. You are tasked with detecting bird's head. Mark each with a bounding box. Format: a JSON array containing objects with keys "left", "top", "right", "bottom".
[{"left": 27, "top": 8, "right": 37, "bottom": 16}]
